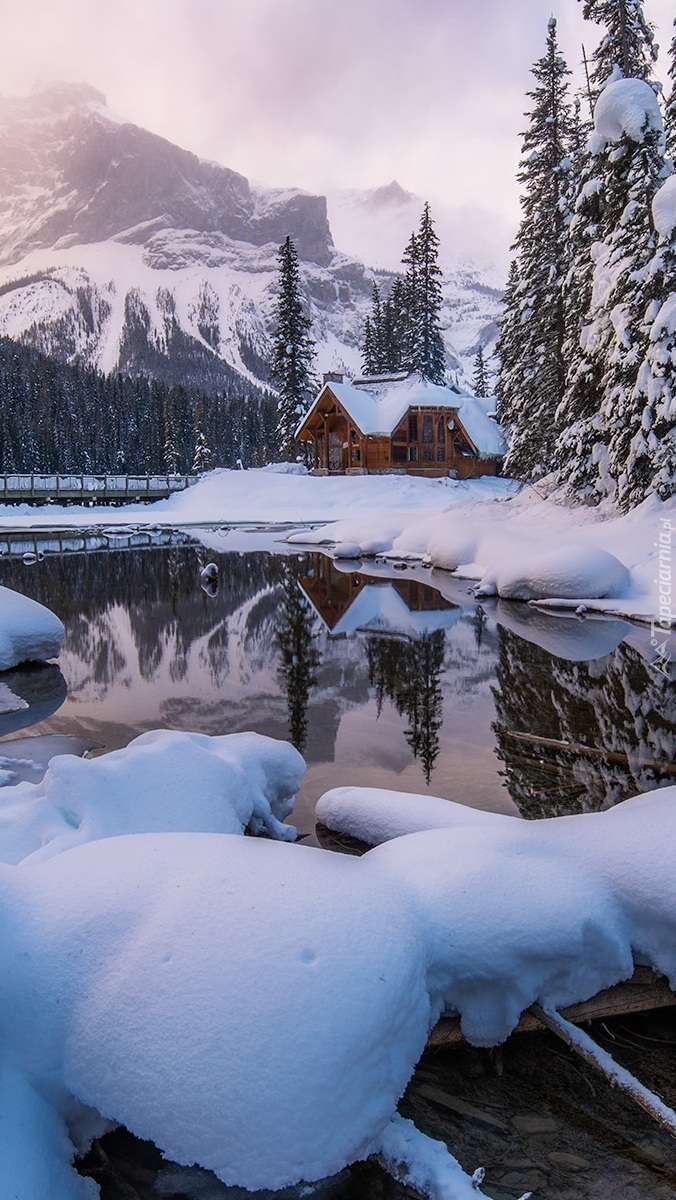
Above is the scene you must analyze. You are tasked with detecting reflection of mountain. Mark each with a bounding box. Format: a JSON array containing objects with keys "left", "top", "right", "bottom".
[{"left": 492, "top": 627, "right": 676, "bottom": 818}]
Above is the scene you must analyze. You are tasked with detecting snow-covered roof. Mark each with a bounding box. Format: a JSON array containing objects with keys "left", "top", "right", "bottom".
[
  {"left": 298, "top": 372, "right": 505, "bottom": 459},
  {"left": 452, "top": 395, "right": 507, "bottom": 459}
]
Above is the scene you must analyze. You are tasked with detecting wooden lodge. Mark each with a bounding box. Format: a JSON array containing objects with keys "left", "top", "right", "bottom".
[{"left": 296, "top": 371, "right": 506, "bottom": 479}]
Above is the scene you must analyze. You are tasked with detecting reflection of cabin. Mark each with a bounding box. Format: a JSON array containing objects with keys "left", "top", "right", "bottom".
[
  {"left": 299, "top": 555, "right": 459, "bottom": 639},
  {"left": 296, "top": 371, "right": 506, "bottom": 478}
]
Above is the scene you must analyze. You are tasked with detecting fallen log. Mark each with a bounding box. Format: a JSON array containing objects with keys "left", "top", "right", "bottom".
[
  {"left": 428, "top": 967, "right": 674, "bottom": 1049},
  {"left": 503, "top": 731, "right": 676, "bottom": 776},
  {"left": 530, "top": 1003, "right": 676, "bottom": 1140}
]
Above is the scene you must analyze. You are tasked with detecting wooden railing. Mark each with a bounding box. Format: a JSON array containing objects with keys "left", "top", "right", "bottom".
[{"left": 0, "top": 473, "right": 197, "bottom": 503}]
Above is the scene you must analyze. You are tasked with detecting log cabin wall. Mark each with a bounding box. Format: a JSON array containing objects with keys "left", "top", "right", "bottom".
[{"left": 298, "top": 387, "right": 500, "bottom": 478}]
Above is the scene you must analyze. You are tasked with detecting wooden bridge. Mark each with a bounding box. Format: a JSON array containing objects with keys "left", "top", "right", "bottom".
[{"left": 0, "top": 473, "right": 197, "bottom": 505}]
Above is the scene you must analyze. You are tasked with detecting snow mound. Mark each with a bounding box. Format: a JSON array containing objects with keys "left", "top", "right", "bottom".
[
  {"left": 425, "top": 525, "right": 480, "bottom": 572},
  {"left": 592, "top": 77, "right": 663, "bottom": 146},
  {"left": 475, "top": 544, "right": 630, "bottom": 601},
  {"left": 318, "top": 783, "right": 676, "bottom": 1043},
  {"left": 0, "top": 729, "right": 304, "bottom": 863},
  {"left": 316, "top": 786, "right": 509, "bottom": 844},
  {"left": 0, "top": 585, "right": 64, "bottom": 671},
  {"left": 6, "top": 833, "right": 432, "bottom": 1193}
]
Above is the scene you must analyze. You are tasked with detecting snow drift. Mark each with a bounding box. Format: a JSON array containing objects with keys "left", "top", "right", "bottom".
[{"left": 0, "top": 585, "right": 64, "bottom": 671}]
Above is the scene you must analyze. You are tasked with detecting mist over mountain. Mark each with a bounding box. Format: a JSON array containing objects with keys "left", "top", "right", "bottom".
[{"left": 0, "top": 83, "right": 503, "bottom": 393}]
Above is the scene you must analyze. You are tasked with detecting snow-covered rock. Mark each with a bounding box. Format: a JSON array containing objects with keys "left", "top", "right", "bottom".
[
  {"left": 0, "top": 586, "right": 64, "bottom": 671},
  {"left": 475, "top": 544, "right": 630, "bottom": 601},
  {"left": 0, "top": 728, "right": 304, "bottom": 863}
]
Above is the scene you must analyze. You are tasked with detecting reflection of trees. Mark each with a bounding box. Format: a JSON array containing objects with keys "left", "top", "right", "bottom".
[
  {"left": 492, "top": 626, "right": 675, "bottom": 818},
  {"left": 367, "top": 630, "right": 445, "bottom": 784},
  {"left": 276, "top": 566, "right": 319, "bottom": 755}
]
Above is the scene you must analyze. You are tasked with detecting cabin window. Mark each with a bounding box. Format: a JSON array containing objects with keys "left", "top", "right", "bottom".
[
  {"left": 408, "top": 414, "right": 418, "bottom": 441},
  {"left": 437, "top": 444, "right": 445, "bottom": 461},
  {"left": 423, "top": 446, "right": 434, "bottom": 462},
  {"left": 392, "top": 444, "right": 407, "bottom": 464},
  {"left": 408, "top": 446, "right": 418, "bottom": 462},
  {"left": 392, "top": 423, "right": 407, "bottom": 442},
  {"left": 422, "top": 415, "right": 434, "bottom": 443},
  {"left": 454, "top": 431, "right": 474, "bottom": 458}
]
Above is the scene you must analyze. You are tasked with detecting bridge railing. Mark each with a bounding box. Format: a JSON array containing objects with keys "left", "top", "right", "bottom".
[{"left": 0, "top": 474, "right": 196, "bottom": 502}]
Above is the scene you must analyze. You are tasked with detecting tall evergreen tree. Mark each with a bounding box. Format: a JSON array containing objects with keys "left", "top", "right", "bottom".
[
  {"left": 270, "top": 236, "right": 316, "bottom": 460},
  {"left": 555, "top": 101, "right": 608, "bottom": 495},
  {"left": 162, "top": 391, "right": 180, "bottom": 474},
  {"left": 623, "top": 175, "right": 676, "bottom": 503},
  {"left": 472, "top": 346, "right": 489, "bottom": 397},
  {"left": 191, "top": 400, "right": 212, "bottom": 474},
  {"left": 579, "top": 0, "right": 658, "bottom": 91},
  {"left": 666, "top": 18, "right": 676, "bottom": 162},
  {"left": 412, "top": 203, "right": 446, "bottom": 383},
  {"left": 497, "top": 18, "right": 574, "bottom": 478}
]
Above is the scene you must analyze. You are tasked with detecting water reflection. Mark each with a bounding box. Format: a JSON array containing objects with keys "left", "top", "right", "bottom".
[
  {"left": 492, "top": 624, "right": 675, "bottom": 818},
  {"left": 0, "top": 543, "right": 672, "bottom": 832},
  {"left": 0, "top": 663, "right": 67, "bottom": 736}
]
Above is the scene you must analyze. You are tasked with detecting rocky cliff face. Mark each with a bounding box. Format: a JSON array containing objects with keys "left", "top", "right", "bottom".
[{"left": 0, "top": 83, "right": 502, "bottom": 394}]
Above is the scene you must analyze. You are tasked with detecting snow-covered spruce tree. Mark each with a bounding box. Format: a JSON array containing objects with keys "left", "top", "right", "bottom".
[
  {"left": 624, "top": 175, "right": 676, "bottom": 503},
  {"left": 666, "top": 18, "right": 676, "bottom": 163},
  {"left": 361, "top": 314, "right": 376, "bottom": 375},
  {"left": 583, "top": 78, "right": 667, "bottom": 505},
  {"left": 163, "top": 392, "right": 180, "bottom": 474},
  {"left": 412, "top": 203, "right": 446, "bottom": 384},
  {"left": 497, "top": 18, "right": 574, "bottom": 479},
  {"left": 495, "top": 261, "right": 522, "bottom": 438},
  {"left": 579, "top": 0, "right": 658, "bottom": 91},
  {"left": 191, "top": 401, "right": 212, "bottom": 474},
  {"left": 556, "top": 1, "right": 665, "bottom": 505},
  {"left": 270, "top": 236, "right": 316, "bottom": 460},
  {"left": 472, "top": 346, "right": 489, "bottom": 397},
  {"left": 555, "top": 99, "right": 608, "bottom": 496}
]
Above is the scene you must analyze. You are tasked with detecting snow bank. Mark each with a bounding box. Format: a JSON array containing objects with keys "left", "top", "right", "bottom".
[
  {"left": 0, "top": 729, "right": 304, "bottom": 863},
  {"left": 319, "top": 782, "right": 676, "bottom": 1043},
  {"left": 4, "top": 833, "right": 433, "bottom": 1195},
  {"left": 2, "top": 776, "right": 676, "bottom": 1197},
  {"left": 1, "top": 706, "right": 675, "bottom": 1198},
  {"left": 592, "top": 77, "right": 663, "bottom": 147},
  {"left": 0, "top": 585, "right": 64, "bottom": 670},
  {"left": 475, "top": 543, "right": 630, "bottom": 601}
]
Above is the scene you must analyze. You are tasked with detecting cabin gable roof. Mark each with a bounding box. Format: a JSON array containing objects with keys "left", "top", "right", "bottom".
[{"left": 297, "top": 371, "right": 506, "bottom": 459}]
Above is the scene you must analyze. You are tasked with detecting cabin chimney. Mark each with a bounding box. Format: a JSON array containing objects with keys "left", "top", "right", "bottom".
[{"left": 322, "top": 371, "right": 344, "bottom": 385}]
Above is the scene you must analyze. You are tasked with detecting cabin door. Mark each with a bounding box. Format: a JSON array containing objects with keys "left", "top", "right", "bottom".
[{"left": 328, "top": 431, "right": 345, "bottom": 472}]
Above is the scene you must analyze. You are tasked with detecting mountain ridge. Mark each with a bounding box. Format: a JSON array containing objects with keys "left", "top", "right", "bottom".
[{"left": 0, "top": 83, "right": 503, "bottom": 394}]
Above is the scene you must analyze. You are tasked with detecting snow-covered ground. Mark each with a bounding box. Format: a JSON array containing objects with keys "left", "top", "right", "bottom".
[
  {"left": 0, "top": 725, "right": 674, "bottom": 1198},
  {"left": 0, "top": 466, "right": 673, "bottom": 1197},
  {"left": 0, "top": 466, "right": 672, "bottom": 624}
]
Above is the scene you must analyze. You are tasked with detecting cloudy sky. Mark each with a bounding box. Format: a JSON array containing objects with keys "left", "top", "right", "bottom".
[{"left": 1, "top": 0, "right": 673, "bottom": 261}]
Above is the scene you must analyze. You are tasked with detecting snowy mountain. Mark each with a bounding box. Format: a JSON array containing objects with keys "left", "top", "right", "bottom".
[{"left": 0, "top": 83, "right": 503, "bottom": 393}]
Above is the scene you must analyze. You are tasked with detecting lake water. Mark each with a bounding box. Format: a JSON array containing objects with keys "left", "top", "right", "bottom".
[
  {"left": 0, "top": 531, "right": 672, "bottom": 835},
  {"left": 1, "top": 530, "right": 675, "bottom": 1200}
]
